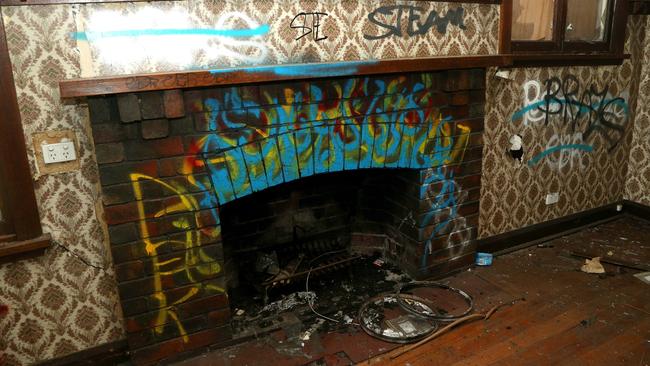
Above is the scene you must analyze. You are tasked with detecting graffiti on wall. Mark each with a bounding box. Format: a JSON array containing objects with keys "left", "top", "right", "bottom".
[
  {"left": 75, "top": 9, "right": 270, "bottom": 67},
  {"left": 128, "top": 73, "right": 474, "bottom": 340},
  {"left": 364, "top": 5, "right": 466, "bottom": 40},
  {"left": 75, "top": 3, "right": 476, "bottom": 74},
  {"left": 512, "top": 74, "right": 629, "bottom": 169},
  {"left": 419, "top": 166, "right": 472, "bottom": 268},
  {"left": 195, "top": 76, "right": 471, "bottom": 204},
  {"left": 129, "top": 174, "right": 223, "bottom": 341},
  {"left": 291, "top": 12, "right": 329, "bottom": 41}
]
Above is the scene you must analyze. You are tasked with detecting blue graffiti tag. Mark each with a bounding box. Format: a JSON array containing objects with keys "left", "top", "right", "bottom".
[
  {"left": 527, "top": 144, "right": 594, "bottom": 167},
  {"left": 71, "top": 25, "right": 270, "bottom": 41},
  {"left": 512, "top": 75, "right": 630, "bottom": 151},
  {"left": 208, "top": 60, "right": 378, "bottom": 78}
]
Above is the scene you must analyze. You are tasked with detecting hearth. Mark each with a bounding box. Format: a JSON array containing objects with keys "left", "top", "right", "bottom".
[{"left": 84, "top": 68, "right": 485, "bottom": 363}]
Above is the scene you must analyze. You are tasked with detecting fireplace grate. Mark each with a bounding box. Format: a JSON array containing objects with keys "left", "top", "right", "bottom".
[{"left": 262, "top": 252, "right": 362, "bottom": 289}]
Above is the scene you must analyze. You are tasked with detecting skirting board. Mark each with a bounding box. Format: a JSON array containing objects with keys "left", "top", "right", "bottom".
[{"left": 478, "top": 200, "right": 650, "bottom": 255}]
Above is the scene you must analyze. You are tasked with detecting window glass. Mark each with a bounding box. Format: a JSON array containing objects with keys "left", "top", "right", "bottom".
[
  {"left": 512, "top": 0, "right": 556, "bottom": 41},
  {"left": 565, "top": 0, "right": 609, "bottom": 41}
]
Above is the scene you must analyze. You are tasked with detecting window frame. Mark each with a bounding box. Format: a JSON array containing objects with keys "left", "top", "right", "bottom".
[
  {"left": 0, "top": 12, "right": 50, "bottom": 261},
  {"left": 500, "top": 0, "right": 629, "bottom": 64}
]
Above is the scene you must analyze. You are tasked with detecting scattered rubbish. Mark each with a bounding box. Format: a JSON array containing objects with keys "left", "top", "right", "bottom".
[
  {"left": 384, "top": 270, "right": 407, "bottom": 282},
  {"left": 235, "top": 308, "right": 246, "bottom": 316},
  {"left": 390, "top": 297, "right": 525, "bottom": 359},
  {"left": 358, "top": 295, "right": 438, "bottom": 343},
  {"left": 607, "top": 251, "right": 614, "bottom": 256},
  {"left": 580, "top": 317, "right": 596, "bottom": 327},
  {"left": 343, "top": 315, "right": 354, "bottom": 324},
  {"left": 373, "top": 258, "right": 385, "bottom": 267},
  {"left": 261, "top": 292, "right": 316, "bottom": 314},
  {"left": 300, "top": 318, "right": 325, "bottom": 341},
  {"left": 634, "top": 272, "right": 650, "bottom": 285},
  {"left": 570, "top": 251, "right": 650, "bottom": 272},
  {"left": 397, "top": 282, "right": 474, "bottom": 321},
  {"left": 537, "top": 243, "right": 554, "bottom": 248},
  {"left": 476, "top": 252, "right": 493, "bottom": 266},
  {"left": 623, "top": 303, "right": 650, "bottom": 316},
  {"left": 581, "top": 257, "right": 605, "bottom": 274},
  {"left": 255, "top": 251, "right": 280, "bottom": 275}
]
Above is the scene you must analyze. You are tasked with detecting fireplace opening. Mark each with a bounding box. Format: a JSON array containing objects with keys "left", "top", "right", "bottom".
[{"left": 220, "top": 169, "right": 422, "bottom": 338}]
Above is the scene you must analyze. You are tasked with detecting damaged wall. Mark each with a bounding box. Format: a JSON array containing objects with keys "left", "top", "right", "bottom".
[{"left": 479, "top": 16, "right": 649, "bottom": 238}]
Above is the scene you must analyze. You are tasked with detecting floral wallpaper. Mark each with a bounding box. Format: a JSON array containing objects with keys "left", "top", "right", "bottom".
[{"left": 625, "top": 16, "right": 650, "bottom": 206}]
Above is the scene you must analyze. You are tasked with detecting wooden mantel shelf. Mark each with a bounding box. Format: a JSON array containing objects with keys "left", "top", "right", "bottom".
[
  {"left": 59, "top": 55, "right": 512, "bottom": 98},
  {"left": 0, "top": 233, "right": 51, "bottom": 263}
]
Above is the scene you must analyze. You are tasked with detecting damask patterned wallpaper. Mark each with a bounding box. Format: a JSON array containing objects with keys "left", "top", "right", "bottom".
[
  {"left": 74, "top": 0, "right": 498, "bottom": 76},
  {"left": 0, "top": 5, "right": 124, "bottom": 365},
  {"left": 625, "top": 17, "right": 650, "bottom": 206},
  {"left": 0, "top": 1, "right": 647, "bottom": 365},
  {"left": 479, "top": 16, "right": 649, "bottom": 238}
]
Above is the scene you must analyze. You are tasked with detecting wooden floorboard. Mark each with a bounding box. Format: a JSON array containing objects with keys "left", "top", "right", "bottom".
[
  {"left": 176, "top": 215, "right": 650, "bottom": 366},
  {"left": 366, "top": 215, "right": 650, "bottom": 366}
]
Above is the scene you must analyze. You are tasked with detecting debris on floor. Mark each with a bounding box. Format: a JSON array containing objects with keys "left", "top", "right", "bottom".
[
  {"left": 581, "top": 257, "right": 606, "bottom": 274},
  {"left": 359, "top": 295, "right": 438, "bottom": 343},
  {"left": 634, "top": 271, "right": 650, "bottom": 285},
  {"left": 261, "top": 292, "right": 317, "bottom": 314},
  {"left": 476, "top": 252, "right": 493, "bottom": 266}
]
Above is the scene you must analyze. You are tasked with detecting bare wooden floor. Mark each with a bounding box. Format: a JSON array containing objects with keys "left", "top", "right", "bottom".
[
  {"left": 177, "top": 215, "right": 650, "bottom": 366},
  {"left": 363, "top": 215, "right": 650, "bottom": 366}
]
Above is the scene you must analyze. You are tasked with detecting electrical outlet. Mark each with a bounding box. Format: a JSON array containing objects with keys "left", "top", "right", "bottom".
[
  {"left": 42, "top": 141, "right": 77, "bottom": 164},
  {"left": 545, "top": 192, "right": 559, "bottom": 205}
]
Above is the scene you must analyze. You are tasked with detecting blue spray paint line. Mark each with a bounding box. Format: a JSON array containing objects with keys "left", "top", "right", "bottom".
[
  {"left": 209, "top": 60, "right": 378, "bottom": 78},
  {"left": 528, "top": 144, "right": 594, "bottom": 166},
  {"left": 511, "top": 98, "right": 629, "bottom": 123},
  {"left": 71, "top": 25, "right": 270, "bottom": 41}
]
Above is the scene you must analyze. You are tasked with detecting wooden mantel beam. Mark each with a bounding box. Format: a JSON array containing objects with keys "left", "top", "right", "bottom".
[{"left": 59, "top": 55, "right": 512, "bottom": 98}]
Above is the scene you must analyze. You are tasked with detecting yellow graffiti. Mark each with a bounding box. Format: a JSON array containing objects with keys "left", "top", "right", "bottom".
[{"left": 131, "top": 173, "right": 223, "bottom": 342}]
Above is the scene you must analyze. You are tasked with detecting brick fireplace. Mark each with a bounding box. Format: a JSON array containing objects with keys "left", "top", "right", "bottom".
[{"left": 86, "top": 68, "right": 485, "bottom": 364}]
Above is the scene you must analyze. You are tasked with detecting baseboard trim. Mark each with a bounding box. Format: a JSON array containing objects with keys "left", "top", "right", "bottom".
[
  {"left": 622, "top": 199, "right": 650, "bottom": 221},
  {"left": 35, "top": 339, "right": 129, "bottom": 366},
  {"left": 477, "top": 203, "right": 622, "bottom": 254}
]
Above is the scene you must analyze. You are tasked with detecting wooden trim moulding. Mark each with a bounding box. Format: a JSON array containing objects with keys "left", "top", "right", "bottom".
[
  {"left": 35, "top": 339, "right": 129, "bottom": 366},
  {"left": 510, "top": 53, "right": 631, "bottom": 67},
  {"left": 59, "top": 55, "right": 512, "bottom": 98},
  {"left": 0, "top": 233, "right": 52, "bottom": 263},
  {"left": 477, "top": 203, "right": 622, "bottom": 254},
  {"left": 478, "top": 200, "right": 650, "bottom": 255},
  {"left": 622, "top": 200, "right": 650, "bottom": 221},
  {"left": 0, "top": 13, "right": 45, "bottom": 242}
]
